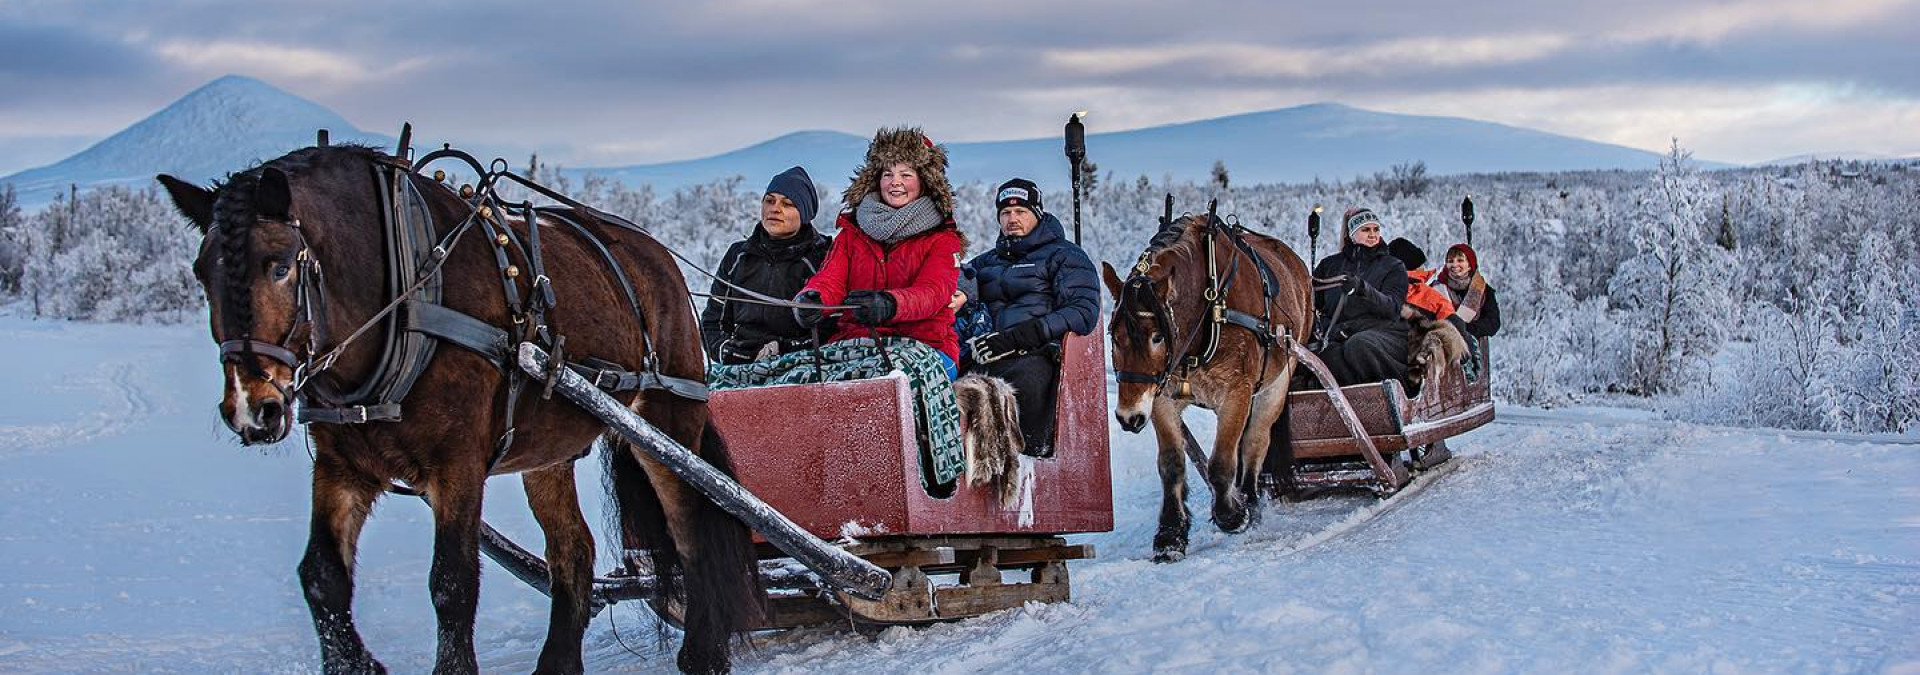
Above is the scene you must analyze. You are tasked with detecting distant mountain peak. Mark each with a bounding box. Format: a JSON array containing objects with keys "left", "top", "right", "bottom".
[{"left": 1, "top": 75, "right": 389, "bottom": 206}]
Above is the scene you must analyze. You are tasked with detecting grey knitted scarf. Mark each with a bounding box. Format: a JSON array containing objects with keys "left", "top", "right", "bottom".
[{"left": 855, "top": 194, "right": 945, "bottom": 244}]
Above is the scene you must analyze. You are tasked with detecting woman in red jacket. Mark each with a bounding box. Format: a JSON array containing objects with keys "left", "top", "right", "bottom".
[{"left": 795, "top": 126, "right": 965, "bottom": 377}]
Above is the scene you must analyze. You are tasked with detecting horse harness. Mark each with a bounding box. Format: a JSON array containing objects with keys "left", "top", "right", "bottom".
[
  {"left": 226, "top": 152, "right": 707, "bottom": 472},
  {"left": 1113, "top": 211, "right": 1293, "bottom": 399}
]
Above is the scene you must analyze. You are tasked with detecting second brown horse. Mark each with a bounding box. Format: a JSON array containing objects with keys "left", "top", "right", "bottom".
[{"left": 1102, "top": 212, "right": 1314, "bottom": 562}]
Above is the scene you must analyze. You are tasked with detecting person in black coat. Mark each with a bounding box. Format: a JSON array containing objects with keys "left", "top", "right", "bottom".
[
  {"left": 699, "top": 166, "right": 833, "bottom": 364},
  {"left": 966, "top": 178, "right": 1101, "bottom": 457},
  {"left": 1310, "top": 207, "right": 1411, "bottom": 385}
]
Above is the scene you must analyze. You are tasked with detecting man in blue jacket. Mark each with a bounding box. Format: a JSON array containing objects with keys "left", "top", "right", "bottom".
[{"left": 966, "top": 178, "right": 1101, "bottom": 457}]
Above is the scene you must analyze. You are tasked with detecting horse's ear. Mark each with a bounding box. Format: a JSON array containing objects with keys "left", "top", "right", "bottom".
[
  {"left": 156, "top": 174, "right": 214, "bottom": 233},
  {"left": 1101, "top": 261, "right": 1125, "bottom": 300},
  {"left": 256, "top": 167, "right": 293, "bottom": 220}
]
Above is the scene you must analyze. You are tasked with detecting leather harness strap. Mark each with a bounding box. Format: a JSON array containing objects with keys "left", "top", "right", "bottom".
[
  {"left": 1112, "top": 212, "right": 1291, "bottom": 395},
  {"left": 211, "top": 149, "right": 712, "bottom": 474}
]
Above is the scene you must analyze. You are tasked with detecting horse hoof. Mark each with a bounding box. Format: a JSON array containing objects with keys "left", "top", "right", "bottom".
[
  {"left": 334, "top": 658, "right": 387, "bottom": 675},
  {"left": 1151, "top": 548, "right": 1186, "bottom": 564}
]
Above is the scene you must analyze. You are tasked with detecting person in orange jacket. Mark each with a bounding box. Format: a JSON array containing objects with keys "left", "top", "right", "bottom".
[
  {"left": 1389, "top": 238, "right": 1478, "bottom": 373},
  {"left": 1389, "top": 238, "right": 1456, "bottom": 322}
]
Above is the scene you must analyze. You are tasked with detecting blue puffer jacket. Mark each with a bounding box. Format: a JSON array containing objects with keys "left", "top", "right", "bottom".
[{"left": 969, "top": 212, "right": 1101, "bottom": 343}]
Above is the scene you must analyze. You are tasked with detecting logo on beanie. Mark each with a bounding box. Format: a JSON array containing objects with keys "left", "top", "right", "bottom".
[
  {"left": 1344, "top": 208, "right": 1380, "bottom": 234},
  {"left": 997, "top": 186, "right": 1033, "bottom": 205}
]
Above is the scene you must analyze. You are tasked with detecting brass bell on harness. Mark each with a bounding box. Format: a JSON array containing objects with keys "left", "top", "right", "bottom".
[
  {"left": 479, "top": 205, "right": 493, "bottom": 220},
  {"left": 433, "top": 170, "right": 446, "bottom": 182},
  {"left": 506, "top": 265, "right": 521, "bottom": 278},
  {"left": 495, "top": 233, "right": 511, "bottom": 246},
  {"left": 460, "top": 184, "right": 474, "bottom": 198}
]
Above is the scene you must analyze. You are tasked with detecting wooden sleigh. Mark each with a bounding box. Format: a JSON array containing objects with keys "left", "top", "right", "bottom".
[
  {"left": 702, "top": 323, "right": 1113, "bottom": 629},
  {"left": 1275, "top": 336, "right": 1495, "bottom": 494}
]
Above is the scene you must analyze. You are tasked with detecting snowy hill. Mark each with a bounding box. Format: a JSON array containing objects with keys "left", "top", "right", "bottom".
[
  {"left": 6, "top": 75, "right": 1705, "bottom": 213},
  {"left": 0, "top": 316, "right": 1914, "bottom": 673},
  {"left": 1756, "top": 151, "right": 1911, "bottom": 166},
  {"left": 0, "top": 76, "right": 394, "bottom": 209},
  {"left": 571, "top": 103, "right": 1698, "bottom": 195}
]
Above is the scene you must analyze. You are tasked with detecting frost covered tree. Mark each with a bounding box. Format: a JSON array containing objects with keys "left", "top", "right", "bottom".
[
  {"left": 18, "top": 185, "right": 199, "bottom": 322},
  {"left": 1606, "top": 141, "right": 1728, "bottom": 394},
  {"left": 0, "top": 185, "right": 23, "bottom": 294}
]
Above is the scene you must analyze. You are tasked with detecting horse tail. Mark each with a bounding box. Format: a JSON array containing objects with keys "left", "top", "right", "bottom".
[
  {"left": 601, "top": 432, "right": 678, "bottom": 598},
  {"left": 684, "top": 418, "right": 768, "bottom": 637}
]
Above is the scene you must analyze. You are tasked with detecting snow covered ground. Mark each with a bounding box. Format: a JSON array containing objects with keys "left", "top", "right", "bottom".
[{"left": 0, "top": 315, "right": 1914, "bottom": 674}]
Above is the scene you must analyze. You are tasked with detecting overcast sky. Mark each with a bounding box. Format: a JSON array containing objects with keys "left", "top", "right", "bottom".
[{"left": 2, "top": 0, "right": 1916, "bottom": 175}]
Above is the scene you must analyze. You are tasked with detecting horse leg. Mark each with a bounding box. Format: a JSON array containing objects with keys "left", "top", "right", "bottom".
[
  {"left": 633, "top": 396, "right": 761, "bottom": 675},
  {"left": 523, "top": 463, "right": 593, "bottom": 675},
  {"left": 426, "top": 461, "right": 486, "bottom": 675},
  {"left": 1205, "top": 385, "right": 1259, "bottom": 533},
  {"left": 1150, "top": 399, "right": 1192, "bottom": 563},
  {"left": 1220, "top": 380, "right": 1292, "bottom": 532},
  {"left": 297, "top": 453, "right": 388, "bottom": 675}
]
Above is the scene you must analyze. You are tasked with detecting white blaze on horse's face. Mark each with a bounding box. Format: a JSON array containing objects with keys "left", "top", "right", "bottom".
[
  {"left": 220, "top": 359, "right": 293, "bottom": 445},
  {"left": 1111, "top": 311, "right": 1169, "bottom": 434}
]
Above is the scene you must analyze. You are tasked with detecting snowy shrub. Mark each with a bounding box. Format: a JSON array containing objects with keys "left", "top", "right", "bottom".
[
  {"left": 15, "top": 185, "right": 199, "bottom": 322},
  {"left": 0, "top": 185, "right": 23, "bottom": 294}
]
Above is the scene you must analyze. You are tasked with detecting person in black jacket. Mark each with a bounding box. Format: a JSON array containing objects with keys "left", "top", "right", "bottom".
[
  {"left": 966, "top": 178, "right": 1101, "bottom": 457},
  {"left": 1310, "top": 207, "right": 1411, "bottom": 385},
  {"left": 699, "top": 166, "right": 833, "bottom": 364}
]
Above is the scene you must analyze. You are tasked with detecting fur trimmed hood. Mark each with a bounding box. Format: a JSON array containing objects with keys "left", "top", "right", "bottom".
[{"left": 842, "top": 126, "right": 954, "bottom": 217}]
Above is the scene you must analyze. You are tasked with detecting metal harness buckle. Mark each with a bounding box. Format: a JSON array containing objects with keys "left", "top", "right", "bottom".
[{"left": 592, "top": 370, "right": 619, "bottom": 390}]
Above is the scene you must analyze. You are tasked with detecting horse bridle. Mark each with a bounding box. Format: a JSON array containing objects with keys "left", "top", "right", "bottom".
[
  {"left": 217, "top": 217, "right": 329, "bottom": 387},
  {"left": 1112, "top": 273, "right": 1188, "bottom": 390}
]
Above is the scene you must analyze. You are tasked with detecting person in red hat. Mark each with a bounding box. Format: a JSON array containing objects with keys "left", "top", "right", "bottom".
[{"left": 1431, "top": 243, "right": 1501, "bottom": 339}]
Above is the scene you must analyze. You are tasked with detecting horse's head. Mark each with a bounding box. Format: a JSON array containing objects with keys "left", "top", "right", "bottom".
[
  {"left": 1103, "top": 214, "right": 1207, "bottom": 433},
  {"left": 160, "top": 166, "right": 315, "bottom": 444},
  {"left": 158, "top": 147, "right": 393, "bottom": 445}
]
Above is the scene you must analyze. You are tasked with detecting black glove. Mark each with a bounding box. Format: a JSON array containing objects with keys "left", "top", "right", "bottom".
[
  {"left": 844, "top": 290, "right": 897, "bottom": 326},
  {"left": 1341, "top": 274, "right": 1367, "bottom": 296},
  {"left": 792, "top": 290, "right": 825, "bottom": 328},
  {"left": 982, "top": 319, "right": 1049, "bottom": 356},
  {"left": 777, "top": 335, "right": 817, "bottom": 354},
  {"left": 719, "top": 336, "right": 770, "bottom": 364}
]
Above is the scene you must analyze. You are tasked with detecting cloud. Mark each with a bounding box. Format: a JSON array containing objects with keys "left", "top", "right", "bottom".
[
  {"left": 1042, "top": 34, "right": 1577, "bottom": 79},
  {"left": 0, "top": 0, "right": 1915, "bottom": 169},
  {"left": 150, "top": 40, "right": 432, "bottom": 85}
]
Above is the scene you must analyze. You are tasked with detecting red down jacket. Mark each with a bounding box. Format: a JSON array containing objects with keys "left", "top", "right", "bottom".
[{"left": 801, "top": 212, "right": 964, "bottom": 363}]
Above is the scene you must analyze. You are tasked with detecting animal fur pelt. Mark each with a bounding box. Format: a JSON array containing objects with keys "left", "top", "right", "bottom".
[
  {"left": 952, "top": 374, "right": 1024, "bottom": 507},
  {"left": 841, "top": 126, "right": 955, "bottom": 217},
  {"left": 1402, "top": 304, "right": 1470, "bottom": 393}
]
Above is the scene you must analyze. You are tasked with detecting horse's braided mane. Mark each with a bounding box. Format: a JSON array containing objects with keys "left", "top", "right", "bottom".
[
  {"left": 1118, "top": 214, "right": 1208, "bottom": 339},
  {"left": 210, "top": 144, "right": 388, "bottom": 343}
]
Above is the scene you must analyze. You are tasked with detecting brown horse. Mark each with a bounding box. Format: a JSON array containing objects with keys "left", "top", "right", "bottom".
[
  {"left": 158, "top": 145, "right": 761, "bottom": 674},
  {"left": 1101, "top": 212, "right": 1313, "bottom": 562}
]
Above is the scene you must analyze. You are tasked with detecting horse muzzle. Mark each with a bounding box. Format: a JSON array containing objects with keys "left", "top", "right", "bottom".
[
  {"left": 222, "top": 366, "right": 295, "bottom": 445},
  {"left": 1117, "top": 411, "right": 1147, "bottom": 434}
]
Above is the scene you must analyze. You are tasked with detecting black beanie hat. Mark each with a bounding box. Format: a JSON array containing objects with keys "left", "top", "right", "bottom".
[
  {"left": 1387, "top": 237, "right": 1427, "bottom": 270},
  {"left": 994, "top": 178, "right": 1043, "bottom": 215},
  {"left": 765, "top": 166, "right": 818, "bottom": 225}
]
